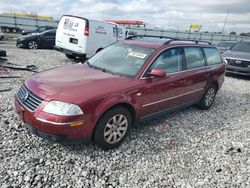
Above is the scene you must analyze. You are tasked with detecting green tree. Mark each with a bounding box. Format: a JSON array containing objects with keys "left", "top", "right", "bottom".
[
  {"left": 230, "top": 31, "right": 236, "bottom": 35},
  {"left": 239, "top": 33, "right": 247, "bottom": 36}
]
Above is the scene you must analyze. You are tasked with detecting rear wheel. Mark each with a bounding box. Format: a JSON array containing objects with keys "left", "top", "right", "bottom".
[
  {"left": 93, "top": 106, "right": 132, "bottom": 150},
  {"left": 65, "top": 54, "right": 76, "bottom": 59},
  {"left": 27, "top": 41, "right": 38, "bottom": 49},
  {"left": 197, "top": 84, "right": 217, "bottom": 110}
]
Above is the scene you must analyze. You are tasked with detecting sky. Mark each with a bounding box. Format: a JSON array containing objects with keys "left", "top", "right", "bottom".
[{"left": 0, "top": 0, "right": 250, "bottom": 33}]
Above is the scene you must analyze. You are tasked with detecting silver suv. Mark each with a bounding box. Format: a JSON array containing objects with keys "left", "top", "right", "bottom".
[{"left": 223, "top": 40, "right": 250, "bottom": 76}]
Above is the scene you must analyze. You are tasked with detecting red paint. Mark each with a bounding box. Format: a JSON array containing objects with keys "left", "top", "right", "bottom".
[{"left": 15, "top": 40, "right": 226, "bottom": 142}]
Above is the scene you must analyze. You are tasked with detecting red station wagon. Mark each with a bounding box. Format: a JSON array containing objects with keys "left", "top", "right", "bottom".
[{"left": 15, "top": 37, "right": 226, "bottom": 149}]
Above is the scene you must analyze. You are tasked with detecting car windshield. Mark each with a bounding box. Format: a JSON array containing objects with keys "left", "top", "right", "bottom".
[
  {"left": 87, "top": 43, "right": 155, "bottom": 77},
  {"left": 217, "top": 42, "right": 235, "bottom": 48},
  {"left": 231, "top": 42, "right": 250, "bottom": 52}
]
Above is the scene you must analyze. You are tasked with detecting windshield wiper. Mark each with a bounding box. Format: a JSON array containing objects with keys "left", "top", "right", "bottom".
[
  {"left": 86, "top": 61, "right": 106, "bottom": 72},
  {"left": 86, "top": 61, "right": 120, "bottom": 76}
]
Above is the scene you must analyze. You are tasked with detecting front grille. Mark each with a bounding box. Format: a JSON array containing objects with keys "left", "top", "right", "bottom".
[
  {"left": 16, "top": 85, "right": 43, "bottom": 111},
  {"left": 226, "top": 58, "right": 250, "bottom": 68}
]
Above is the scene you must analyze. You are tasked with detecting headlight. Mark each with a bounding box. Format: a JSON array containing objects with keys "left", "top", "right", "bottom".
[
  {"left": 223, "top": 58, "right": 228, "bottom": 64},
  {"left": 42, "top": 101, "right": 83, "bottom": 116}
]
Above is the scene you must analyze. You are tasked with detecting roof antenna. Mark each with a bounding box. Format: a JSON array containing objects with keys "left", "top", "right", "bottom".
[{"left": 193, "top": 26, "right": 202, "bottom": 40}]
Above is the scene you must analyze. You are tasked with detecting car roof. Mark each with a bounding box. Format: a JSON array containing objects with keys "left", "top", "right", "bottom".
[{"left": 124, "top": 35, "right": 213, "bottom": 49}]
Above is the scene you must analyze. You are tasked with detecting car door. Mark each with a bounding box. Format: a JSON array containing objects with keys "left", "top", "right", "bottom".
[
  {"left": 140, "top": 47, "right": 187, "bottom": 116},
  {"left": 41, "top": 31, "right": 56, "bottom": 48},
  {"left": 181, "top": 46, "right": 208, "bottom": 103}
]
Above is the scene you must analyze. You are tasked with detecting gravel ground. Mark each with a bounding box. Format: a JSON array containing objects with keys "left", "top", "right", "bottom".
[{"left": 0, "top": 41, "right": 249, "bottom": 187}]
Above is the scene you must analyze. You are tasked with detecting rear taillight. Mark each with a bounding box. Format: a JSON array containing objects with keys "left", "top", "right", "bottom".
[{"left": 84, "top": 27, "right": 89, "bottom": 36}]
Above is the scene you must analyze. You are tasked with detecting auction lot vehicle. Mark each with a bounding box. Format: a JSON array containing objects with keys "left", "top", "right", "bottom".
[
  {"left": 55, "top": 15, "right": 126, "bottom": 59},
  {"left": 22, "top": 26, "right": 56, "bottom": 36},
  {"left": 217, "top": 41, "right": 236, "bottom": 54},
  {"left": 223, "top": 40, "right": 250, "bottom": 76},
  {"left": 15, "top": 37, "right": 225, "bottom": 149},
  {"left": 16, "top": 29, "right": 56, "bottom": 49}
]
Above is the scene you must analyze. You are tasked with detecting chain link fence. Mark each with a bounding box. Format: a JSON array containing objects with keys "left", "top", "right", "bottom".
[
  {"left": 128, "top": 27, "right": 250, "bottom": 44},
  {"left": 0, "top": 15, "right": 58, "bottom": 33}
]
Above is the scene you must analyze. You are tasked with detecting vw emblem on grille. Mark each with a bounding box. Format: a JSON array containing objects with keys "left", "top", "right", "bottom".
[
  {"left": 20, "top": 90, "right": 29, "bottom": 102},
  {"left": 235, "top": 60, "right": 242, "bottom": 64}
]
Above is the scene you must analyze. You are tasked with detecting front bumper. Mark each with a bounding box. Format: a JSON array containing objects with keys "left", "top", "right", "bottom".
[
  {"left": 16, "top": 40, "right": 25, "bottom": 48},
  {"left": 15, "top": 97, "right": 93, "bottom": 143},
  {"left": 226, "top": 65, "right": 250, "bottom": 76}
]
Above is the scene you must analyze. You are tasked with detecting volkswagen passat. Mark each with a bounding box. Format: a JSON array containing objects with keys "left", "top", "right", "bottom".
[{"left": 15, "top": 37, "right": 225, "bottom": 149}]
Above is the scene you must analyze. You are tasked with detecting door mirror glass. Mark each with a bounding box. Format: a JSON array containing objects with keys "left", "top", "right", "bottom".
[{"left": 149, "top": 69, "right": 166, "bottom": 78}]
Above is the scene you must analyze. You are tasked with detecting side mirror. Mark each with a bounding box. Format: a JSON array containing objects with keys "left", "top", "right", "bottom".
[{"left": 149, "top": 69, "right": 166, "bottom": 78}]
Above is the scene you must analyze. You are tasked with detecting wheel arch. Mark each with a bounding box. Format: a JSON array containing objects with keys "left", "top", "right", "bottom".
[
  {"left": 211, "top": 81, "right": 219, "bottom": 91},
  {"left": 91, "top": 102, "right": 136, "bottom": 140}
]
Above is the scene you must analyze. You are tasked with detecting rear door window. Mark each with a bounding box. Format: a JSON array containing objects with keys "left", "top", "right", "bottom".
[
  {"left": 203, "top": 48, "right": 223, "bottom": 65},
  {"left": 184, "top": 47, "right": 205, "bottom": 69}
]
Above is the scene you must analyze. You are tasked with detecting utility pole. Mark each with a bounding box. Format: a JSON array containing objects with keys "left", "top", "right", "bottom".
[{"left": 222, "top": 8, "right": 229, "bottom": 34}]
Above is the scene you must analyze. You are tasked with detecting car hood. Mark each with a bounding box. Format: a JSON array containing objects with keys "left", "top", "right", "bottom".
[
  {"left": 18, "top": 34, "right": 37, "bottom": 40},
  {"left": 222, "top": 50, "right": 250, "bottom": 59},
  {"left": 25, "top": 64, "right": 132, "bottom": 104}
]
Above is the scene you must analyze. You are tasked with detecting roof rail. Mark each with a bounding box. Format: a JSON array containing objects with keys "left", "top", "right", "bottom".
[
  {"left": 125, "top": 35, "right": 175, "bottom": 40},
  {"left": 164, "top": 39, "right": 211, "bottom": 45},
  {"left": 126, "top": 35, "right": 211, "bottom": 45}
]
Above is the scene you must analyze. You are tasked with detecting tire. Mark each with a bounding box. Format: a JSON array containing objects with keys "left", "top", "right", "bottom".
[
  {"left": 197, "top": 84, "right": 218, "bottom": 110},
  {"left": 93, "top": 106, "right": 132, "bottom": 150},
  {"left": 65, "top": 54, "right": 76, "bottom": 59},
  {"left": 27, "top": 41, "right": 38, "bottom": 49}
]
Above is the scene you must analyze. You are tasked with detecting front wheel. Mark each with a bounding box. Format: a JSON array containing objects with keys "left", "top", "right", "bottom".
[
  {"left": 93, "top": 106, "right": 132, "bottom": 150},
  {"left": 197, "top": 84, "right": 217, "bottom": 110},
  {"left": 27, "top": 40, "right": 38, "bottom": 49}
]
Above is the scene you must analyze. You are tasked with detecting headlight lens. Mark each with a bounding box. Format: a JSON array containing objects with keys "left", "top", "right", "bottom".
[
  {"left": 223, "top": 58, "right": 228, "bottom": 64},
  {"left": 43, "top": 101, "right": 83, "bottom": 116}
]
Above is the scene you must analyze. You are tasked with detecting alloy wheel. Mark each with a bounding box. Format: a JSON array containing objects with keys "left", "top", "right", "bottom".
[
  {"left": 205, "top": 88, "right": 215, "bottom": 106},
  {"left": 104, "top": 114, "right": 128, "bottom": 144},
  {"left": 28, "top": 41, "right": 38, "bottom": 49}
]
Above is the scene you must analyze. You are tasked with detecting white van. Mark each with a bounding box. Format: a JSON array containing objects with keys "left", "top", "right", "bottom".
[{"left": 55, "top": 15, "right": 126, "bottom": 59}]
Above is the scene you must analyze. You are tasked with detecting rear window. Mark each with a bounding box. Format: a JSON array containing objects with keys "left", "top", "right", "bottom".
[
  {"left": 184, "top": 47, "right": 205, "bottom": 69},
  {"left": 203, "top": 48, "right": 223, "bottom": 65}
]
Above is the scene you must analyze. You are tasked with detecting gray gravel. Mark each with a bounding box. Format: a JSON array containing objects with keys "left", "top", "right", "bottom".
[{"left": 0, "top": 41, "right": 250, "bottom": 187}]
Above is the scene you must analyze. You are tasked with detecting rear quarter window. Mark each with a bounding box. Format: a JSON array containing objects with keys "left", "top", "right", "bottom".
[{"left": 203, "top": 48, "right": 223, "bottom": 65}]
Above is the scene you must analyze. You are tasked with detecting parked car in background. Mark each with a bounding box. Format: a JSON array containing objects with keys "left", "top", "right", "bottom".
[
  {"left": 217, "top": 41, "right": 236, "bottom": 53},
  {"left": 22, "top": 26, "right": 56, "bottom": 36},
  {"left": 16, "top": 29, "right": 56, "bottom": 49},
  {"left": 55, "top": 15, "right": 126, "bottom": 60},
  {"left": 15, "top": 37, "right": 225, "bottom": 149},
  {"left": 223, "top": 40, "right": 250, "bottom": 76},
  {"left": 0, "top": 29, "right": 4, "bottom": 40}
]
